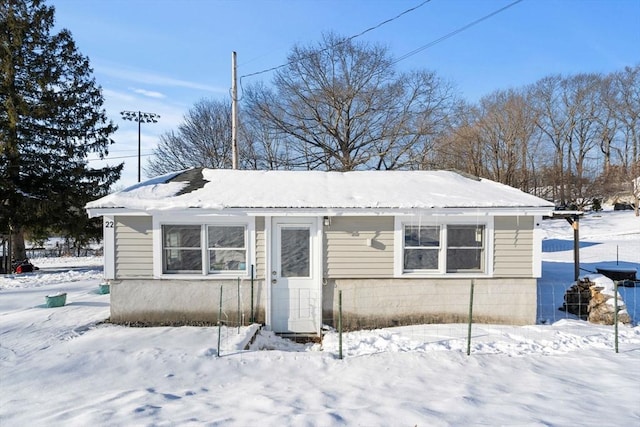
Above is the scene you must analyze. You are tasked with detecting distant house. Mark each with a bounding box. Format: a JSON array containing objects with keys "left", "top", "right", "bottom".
[{"left": 86, "top": 168, "right": 555, "bottom": 334}]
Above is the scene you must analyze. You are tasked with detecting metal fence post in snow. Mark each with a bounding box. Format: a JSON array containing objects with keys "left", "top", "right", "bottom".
[
  {"left": 466, "top": 280, "right": 475, "bottom": 356},
  {"left": 250, "top": 264, "right": 255, "bottom": 323},
  {"left": 338, "top": 290, "right": 343, "bottom": 360},
  {"left": 237, "top": 277, "right": 241, "bottom": 333},
  {"left": 614, "top": 281, "right": 619, "bottom": 354},
  {"left": 217, "top": 285, "right": 223, "bottom": 358}
]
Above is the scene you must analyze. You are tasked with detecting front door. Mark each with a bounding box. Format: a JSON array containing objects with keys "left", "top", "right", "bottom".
[{"left": 270, "top": 217, "right": 320, "bottom": 334}]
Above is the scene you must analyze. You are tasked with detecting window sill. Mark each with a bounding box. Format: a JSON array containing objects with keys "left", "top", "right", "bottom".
[
  {"left": 397, "top": 272, "right": 490, "bottom": 279},
  {"left": 157, "top": 273, "right": 251, "bottom": 280}
]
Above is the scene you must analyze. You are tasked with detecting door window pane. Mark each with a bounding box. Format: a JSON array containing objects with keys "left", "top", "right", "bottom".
[{"left": 281, "top": 227, "right": 309, "bottom": 277}]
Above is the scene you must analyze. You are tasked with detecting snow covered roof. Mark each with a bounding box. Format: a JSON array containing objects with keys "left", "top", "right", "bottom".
[{"left": 86, "top": 168, "right": 555, "bottom": 214}]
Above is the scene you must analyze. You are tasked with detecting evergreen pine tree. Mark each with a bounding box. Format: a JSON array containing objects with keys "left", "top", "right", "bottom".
[{"left": 1, "top": 0, "right": 122, "bottom": 259}]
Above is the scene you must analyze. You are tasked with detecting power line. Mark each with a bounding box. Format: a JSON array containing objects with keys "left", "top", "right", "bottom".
[
  {"left": 87, "top": 152, "right": 154, "bottom": 162},
  {"left": 239, "top": 0, "right": 524, "bottom": 82},
  {"left": 102, "top": 148, "right": 139, "bottom": 154},
  {"left": 393, "top": 0, "right": 525, "bottom": 64},
  {"left": 343, "top": 0, "right": 432, "bottom": 44},
  {"left": 239, "top": 0, "right": 432, "bottom": 81}
]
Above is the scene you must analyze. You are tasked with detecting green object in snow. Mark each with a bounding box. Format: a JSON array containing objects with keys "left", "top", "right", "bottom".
[
  {"left": 98, "top": 283, "right": 110, "bottom": 294},
  {"left": 46, "top": 293, "right": 67, "bottom": 308}
]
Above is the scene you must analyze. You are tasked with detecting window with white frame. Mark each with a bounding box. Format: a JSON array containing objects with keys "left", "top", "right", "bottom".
[
  {"left": 399, "top": 221, "right": 486, "bottom": 275},
  {"left": 403, "top": 225, "right": 440, "bottom": 271},
  {"left": 163, "top": 225, "right": 202, "bottom": 273},
  {"left": 207, "top": 225, "right": 246, "bottom": 272},
  {"left": 162, "top": 223, "right": 248, "bottom": 275},
  {"left": 446, "top": 225, "right": 484, "bottom": 272}
]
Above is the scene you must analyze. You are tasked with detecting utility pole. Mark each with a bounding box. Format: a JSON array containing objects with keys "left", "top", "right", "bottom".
[{"left": 231, "top": 51, "right": 238, "bottom": 169}]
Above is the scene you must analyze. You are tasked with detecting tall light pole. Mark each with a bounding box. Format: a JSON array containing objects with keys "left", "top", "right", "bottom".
[{"left": 120, "top": 110, "right": 160, "bottom": 182}]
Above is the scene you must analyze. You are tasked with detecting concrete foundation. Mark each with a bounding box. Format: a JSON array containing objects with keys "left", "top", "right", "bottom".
[
  {"left": 322, "top": 278, "right": 537, "bottom": 330},
  {"left": 109, "top": 277, "right": 537, "bottom": 329},
  {"left": 109, "top": 279, "right": 266, "bottom": 325}
]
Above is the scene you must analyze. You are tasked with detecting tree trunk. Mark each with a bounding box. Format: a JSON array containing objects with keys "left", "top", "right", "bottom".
[{"left": 12, "top": 227, "right": 27, "bottom": 260}]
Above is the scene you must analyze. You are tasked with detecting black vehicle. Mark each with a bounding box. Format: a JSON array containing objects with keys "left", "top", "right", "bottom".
[
  {"left": 613, "top": 203, "right": 635, "bottom": 211},
  {"left": 11, "top": 259, "right": 37, "bottom": 274}
]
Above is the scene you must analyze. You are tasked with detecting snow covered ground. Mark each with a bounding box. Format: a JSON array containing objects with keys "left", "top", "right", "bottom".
[{"left": 1, "top": 210, "right": 639, "bottom": 426}]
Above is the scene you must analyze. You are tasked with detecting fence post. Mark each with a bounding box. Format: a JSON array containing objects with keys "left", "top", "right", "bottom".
[
  {"left": 237, "top": 277, "right": 241, "bottom": 333},
  {"left": 466, "top": 280, "right": 475, "bottom": 356},
  {"left": 217, "top": 285, "right": 223, "bottom": 357},
  {"left": 338, "top": 290, "right": 343, "bottom": 360},
  {"left": 614, "top": 281, "right": 619, "bottom": 354},
  {"left": 250, "top": 264, "right": 255, "bottom": 323}
]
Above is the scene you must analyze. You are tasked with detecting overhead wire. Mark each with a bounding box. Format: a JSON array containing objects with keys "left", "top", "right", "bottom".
[
  {"left": 108, "top": 1, "right": 524, "bottom": 167},
  {"left": 393, "top": 0, "right": 524, "bottom": 64},
  {"left": 239, "top": 0, "right": 433, "bottom": 81},
  {"left": 87, "top": 153, "right": 154, "bottom": 162},
  {"left": 239, "top": 0, "right": 524, "bottom": 83}
]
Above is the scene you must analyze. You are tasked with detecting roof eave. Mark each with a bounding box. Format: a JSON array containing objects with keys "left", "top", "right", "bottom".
[
  {"left": 86, "top": 205, "right": 555, "bottom": 218},
  {"left": 85, "top": 207, "right": 152, "bottom": 218}
]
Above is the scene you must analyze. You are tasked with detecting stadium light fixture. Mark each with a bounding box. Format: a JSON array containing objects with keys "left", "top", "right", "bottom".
[{"left": 120, "top": 110, "right": 160, "bottom": 182}]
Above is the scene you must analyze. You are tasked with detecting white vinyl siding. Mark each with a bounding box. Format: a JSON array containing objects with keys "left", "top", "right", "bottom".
[
  {"left": 115, "top": 216, "right": 153, "bottom": 278},
  {"left": 493, "top": 216, "right": 534, "bottom": 277},
  {"left": 325, "top": 217, "right": 394, "bottom": 278}
]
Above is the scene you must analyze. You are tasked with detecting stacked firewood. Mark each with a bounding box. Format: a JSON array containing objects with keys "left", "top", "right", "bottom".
[
  {"left": 562, "top": 280, "right": 592, "bottom": 320},
  {"left": 562, "top": 276, "right": 632, "bottom": 325}
]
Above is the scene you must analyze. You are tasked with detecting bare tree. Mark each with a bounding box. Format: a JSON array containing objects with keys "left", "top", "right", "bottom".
[
  {"left": 563, "top": 73, "right": 603, "bottom": 206},
  {"left": 430, "top": 101, "right": 485, "bottom": 175},
  {"left": 613, "top": 66, "right": 640, "bottom": 168},
  {"left": 531, "top": 74, "right": 605, "bottom": 207},
  {"left": 241, "top": 82, "right": 299, "bottom": 170},
  {"left": 146, "top": 99, "right": 234, "bottom": 176},
  {"left": 596, "top": 73, "right": 619, "bottom": 175},
  {"left": 473, "top": 88, "right": 540, "bottom": 189},
  {"left": 611, "top": 65, "right": 640, "bottom": 215},
  {"left": 244, "top": 33, "right": 456, "bottom": 171},
  {"left": 531, "top": 75, "right": 573, "bottom": 205},
  {"left": 435, "top": 90, "right": 543, "bottom": 195}
]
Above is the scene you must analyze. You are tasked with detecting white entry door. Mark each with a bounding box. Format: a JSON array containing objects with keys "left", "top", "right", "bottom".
[{"left": 270, "top": 217, "right": 321, "bottom": 334}]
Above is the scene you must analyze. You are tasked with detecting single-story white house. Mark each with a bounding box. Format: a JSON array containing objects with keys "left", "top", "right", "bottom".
[{"left": 86, "top": 168, "right": 555, "bottom": 334}]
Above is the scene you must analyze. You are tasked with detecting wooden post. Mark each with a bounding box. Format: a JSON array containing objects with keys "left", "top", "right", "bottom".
[{"left": 565, "top": 214, "right": 580, "bottom": 281}]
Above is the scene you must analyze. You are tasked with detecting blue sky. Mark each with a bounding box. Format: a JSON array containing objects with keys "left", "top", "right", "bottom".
[{"left": 48, "top": 0, "right": 640, "bottom": 188}]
